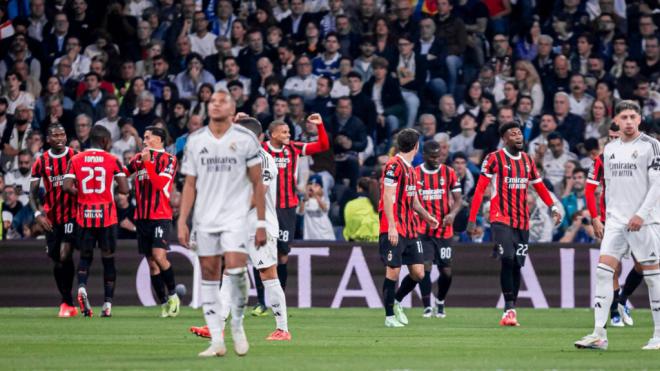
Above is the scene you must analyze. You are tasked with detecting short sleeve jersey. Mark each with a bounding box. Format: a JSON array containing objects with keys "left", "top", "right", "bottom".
[
  {"left": 181, "top": 125, "right": 261, "bottom": 233},
  {"left": 378, "top": 154, "right": 418, "bottom": 239},
  {"left": 64, "top": 149, "right": 126, "bottom": 228}
]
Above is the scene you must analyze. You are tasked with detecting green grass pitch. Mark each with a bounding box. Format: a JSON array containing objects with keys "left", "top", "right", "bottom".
[{"left": 1, "top": 307, "right": 658, "bottom": 370}]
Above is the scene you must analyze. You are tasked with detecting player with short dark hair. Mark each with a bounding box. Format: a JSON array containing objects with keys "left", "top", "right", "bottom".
[
  {"left": 29, "top": 124, "right": 78, "bottom": 317},
  {"left": 380, "top": 128, "right": 439, "bottom": 327},
  {"left": 126, "top": 125, "right": 180, "bottom": 318},
  {"left": 414, "top": 140, "right": 463, "bottom": 319},
  {"left": 256, "top": 113, "right": 330, "bottom": 316},
  {"left": 468, "top": 123, "right": 561, "bottom": 326},
  {"left": 63, "top": 125, "right": 130, "bottom": 317}
]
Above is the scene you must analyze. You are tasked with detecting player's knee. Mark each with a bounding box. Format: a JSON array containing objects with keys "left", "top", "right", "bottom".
[
  {"left": 226, "top": 267, "right": 247, "bottom": 276},
  {"left": 147, "top": 258, "right": 160, "bottom": 275},
  {"left": 596, "top": 263, "right": 615, "bottom": 281},
  {"left": 410, "top": 267, "right": 425, "bottom": 281}
]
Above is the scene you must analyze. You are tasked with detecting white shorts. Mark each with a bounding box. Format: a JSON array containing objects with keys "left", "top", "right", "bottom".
[
  {"left": 601, "top": 222, "right": 660, "bottom": 263},
  {"left": 248, "top": 232, "right": 278, "bottom": 270},
  {"left": 190, "top": 228, "right": 248, "bottom": 257}
]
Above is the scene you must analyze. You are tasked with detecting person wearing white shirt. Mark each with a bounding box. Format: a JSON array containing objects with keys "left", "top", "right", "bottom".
[
  {"left": 51, "top": 36, "right": 91, "bottom": 80},
  {"left": 5, "top": 150, "right": 33, "bottom": 206},
  {"left": 189, "top": 11, "right": 218, "bottom": 58},
  {"left": 283, "top": 55, "right": 318, "bottom": 102},
  {"left": 4, "top": 72, "right": 35, "bottom": 115},
  {"left": 450, "top": 113, "right": 478, "bottom": 156},
  {"left": 568, "top": 74, "right": 594, "bottom": 119},
  {"left": 541, "top": 132, "right": 577, "bottom": 193},
  {"left": 94, "top": 97, "right": 122, "bottom": 142},
  {"left": 213, "top": 56, "right": 251, "bottom": 96}
]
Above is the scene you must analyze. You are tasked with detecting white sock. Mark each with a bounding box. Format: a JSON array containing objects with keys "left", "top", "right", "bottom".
[
  {"left": 643, "top": 268, "right": 660, "bottom": 338},
  {"left": 593, "top": 263, "right": 615, "bottom": 337},
  {"left": 218, "top": 276, "right": 232, "bottom": 331},
  {"left": 201, "top": 280, "right": 224, "bottom": 343},
  {"left": 226, "top": 267, "right": 249, "bottom": 329},
  {"left": 264, "top": 278, "right": 288, "bottom": 332}
]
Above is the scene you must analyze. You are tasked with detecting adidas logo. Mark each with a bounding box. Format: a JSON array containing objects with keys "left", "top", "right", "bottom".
[
  {"left": 204, "top": 309, "right": 216, "bottom": 315},
  {"left": 610, "top": 153, "right": 615, "bottom": 160},
  {"left": 200, "top": 147, "right": 209, "bottom": 154},
  {"left": 595, "top": 303, "right": 602, "bottom": 308},
  {"left": 651, "top": 252, "right": 657, "bottom": 257},
  {"left": 258, "top": 260, "right": 264, "bottom": 265}
]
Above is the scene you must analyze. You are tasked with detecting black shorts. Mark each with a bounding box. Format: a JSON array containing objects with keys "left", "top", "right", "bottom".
[
  {"left": 491, "top": 223, "right": 530, "bottom": 266},
  {"left": 136, "top": 220, "right": 171, "bottom": 256},
  {"left": 77, "top": 225, "right": 118, "bottom": 257},
  {"left": 276, "top": 207, "right": 297, "bottom": 255},
  {"left": 379, "top": 233, "right": 424, "bottom": 268},
  {"left": 46, "top": 221, "right": 77, "bottom": 261},
  {"left": 419, "top": 235, "right": 453, "bottom": 268}
]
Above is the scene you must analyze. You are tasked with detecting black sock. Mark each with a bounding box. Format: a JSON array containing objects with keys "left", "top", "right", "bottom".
[
  {"left": 610, "top": 289, "right": 620, "bottom": 317},
  {"left": 151, "top": 273, "right": 168, "bottom": 304},
  {"left": 160, "top": 267, "right": 176, "bottom": 296},
  {"left": 419, "top": 270, "right": 432, "bottom": 308},
  {"left": 53, "top": 262, "right": 67, "bottom": 304},
  {"left": 62, "top": 259, "right": 75, "bottom": 305},
  {"left": 383, "top": 278, "right": 396, "bottom": 316},
  {"left": 620, "top": 269, "right": 644, "bottom": 305},
  {"left": 395, "top": 274, "right": 418, "bottom": 302},
  {"left": 254, "top": 268, "right": 265, "bottom": 306},
  {"left": 501, "top": 259, "right": 515, "bottom": 311},
  {"left": 512, "top": 264, "right": 521, "bottom": 304},
  {"left": 437, "top": 267, "right": 453, "bottom": 301},
  {"left": 78, "top": 257, "right": 92, "bottom": 287},
  {"left": 277, "top": 263, "right": 288, "bottom": 291},
  {"left": 102, "top": 257, "right": 116, "bottom": 303}
]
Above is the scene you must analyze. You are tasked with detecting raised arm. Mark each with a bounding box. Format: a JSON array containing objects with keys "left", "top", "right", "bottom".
[{"left": 301, "top": 113, "right": 330, "bottom": 156}]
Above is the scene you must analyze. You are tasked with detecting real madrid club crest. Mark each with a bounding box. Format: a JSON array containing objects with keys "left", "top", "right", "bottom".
[
  {"left": 632, "top": 150, "right": 638, "bottom": 159},
  {"left": 229, "top": 142, "right": 237, "bottom": 152}
]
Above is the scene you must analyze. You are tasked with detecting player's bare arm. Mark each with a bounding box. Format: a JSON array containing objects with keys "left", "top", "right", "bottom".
[
  {"left": 62, "top": 177, "right": 77, "bottom": 196},
  {"left": 177, "top": 175, "right": 196, "bottom": 248},
  {"left": 444, "top": 191, "right": 463, "bottom": 227},
  {"left": 413, "top": 196, "right": 439, "bottom": 229},
  {"left": 248, "top": 163, "right": 267, "bottom": 247},
  {"left": 29, "top": 178, "right": 52, "bottom": 232},
  {"left": 115, "top": 175, "right": 130, "bottom": 195}
]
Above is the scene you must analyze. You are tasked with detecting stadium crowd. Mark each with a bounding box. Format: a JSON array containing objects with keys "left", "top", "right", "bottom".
[{"left": 0, "top": 0, "right": 657, "bottom": 243}]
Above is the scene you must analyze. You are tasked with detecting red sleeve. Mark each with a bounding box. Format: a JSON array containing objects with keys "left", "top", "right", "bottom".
[
  {"left": 532, "top": 181, "right": 554, "bottom": 207},
  {"left": 31, "top": 157, "right": 41, "bottom": 179},
  {"left": 585, "top": 156, "right": 603, "bottom": 219},
  {"left": 526, "top": 154, "right": 542, "bottom": 182},
  {"left": 143, "top": 160, "right": 171, "bottom": 189},
  {"left": 585, "top": 182, "right": 599, "bottom": 219},
  {"left": 298, "top": 120, "right": 330, "bottom": 156},
  {"left": 468, "top": 174, "right": 490, "bottom": 222}
]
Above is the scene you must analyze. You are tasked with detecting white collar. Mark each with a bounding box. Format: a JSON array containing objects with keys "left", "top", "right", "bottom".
[
  {"left": 396, "top": 153, "right": 412, "bottom": 167},
  {"left": 421, "top": 164, "right": 440, "bottom": 174},
  {"left": 267, "top": 141, "right": 284, "bottom": 153},
  {"left": 48, "top": 147, "right": 70, "bottom": 158},
  {"left": 503, "top": 148, "right": 521, "bottom": 160}
]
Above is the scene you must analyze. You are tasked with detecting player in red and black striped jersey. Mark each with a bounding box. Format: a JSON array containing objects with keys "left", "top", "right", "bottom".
[
  {"left": 467, "top": 123, "right": 561, "bottom": 327},
  {"left": 63, "top": 125, "right": 129, "bottom": 317},
  {"left": 379, "top": 129, "right": 438, "bottom": 328},
  {"left": 414, "top": 141, "right": 463, "bottom": 319},
  {"left": 126, "top": 126, "right": 181, "bottom": 317},
  {"left": 29, "top": 124, "right": 79, "bottom": 318},
  {"left": 259, "top": 114, "right": 329, "bottom": 306}
]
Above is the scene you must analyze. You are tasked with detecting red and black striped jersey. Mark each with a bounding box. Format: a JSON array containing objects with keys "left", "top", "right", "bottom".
[
  {"left": 415, "top": 164, "right": 462, "bottom": 238},
  {"left": 264, "top": 141, "right": 302, "bottom": 209},
  {"left": 262, "top": 122, "right": 329, "bottom": 209},
  {"left": 127, "top": 149, "right": 177, "bottom": 220},
  {"left": 378, "top": 154, "right": 418, "bottom": 239},
  {"left": 480, "top": 148, "right": 542, "bottom": 230},
  {"left": 64, "top": 149, "right": 126, "bottom": 228},
  {"left": 587, "top": 154, "right": 606, "bottom": 222},
  {"left": 30, "top": 147, "right": 77, "bottom": 225}
]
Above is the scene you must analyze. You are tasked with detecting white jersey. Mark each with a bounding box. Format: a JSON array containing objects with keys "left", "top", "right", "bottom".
[
  {"left": 248, "top": 149, "right": 279, "bottom": 236},
  {"left": 602, "top": 133, "right": 660, "bottom": 226},
  {"left": 181, "top": 125, "right": 261, "bottom": 233}
]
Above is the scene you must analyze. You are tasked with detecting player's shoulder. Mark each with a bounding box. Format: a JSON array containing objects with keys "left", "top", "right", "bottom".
[
  {"left": 639, "top": 133, "right": 660, "bottom": 155},
  {"left": 186, "top": 126, "right": 209, "bottom": 144},
  {"left": 230, "top": 124, "right": 261, "bottom": 145}
]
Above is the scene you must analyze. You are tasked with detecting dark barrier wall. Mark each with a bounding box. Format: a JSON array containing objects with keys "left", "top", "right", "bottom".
[{"left": 0, "top": 241, "right": 645, "bottom": 308}]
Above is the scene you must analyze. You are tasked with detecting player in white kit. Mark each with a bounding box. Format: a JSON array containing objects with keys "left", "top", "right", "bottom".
[
  {"left": 575, "top": 100, "right": 660, "bottom": 351},
  {"left": 178, "top": 91, "right": 267, "bottom": 357},
  {"left": 236, "top": 115, "right": 292, "bottom": 341}
]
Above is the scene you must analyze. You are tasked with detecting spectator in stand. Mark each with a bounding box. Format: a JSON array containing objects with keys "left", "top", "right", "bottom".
[
  {"left": 298, "top": 175, "right": 335, "bottom": 240},
  {"left": 312, "top": 33, "right": 342, "bottom": 78},
  {"left": 328, "top": 97, "right": 367, "bottom": 190},
  {"left": 583, "top": 100, "right": 611, "bottom": 140},
  {"left": 513, "top": 60, "right": 544, "bottom": 116},
  {"left": 449, "top": 113, "right": 478, "bottom": 159},
  {"left": 174, "top": 53, "right": 216, "bottom": 101},
  {"left": 538, "top": 132, "right": 577, "bottom": 194},
  {"left": 559, "top": 209, "right": 595, "bottom": 244},
  {"left": 458, "top": 80, "right": 483, "bottom": 117},
  {"left": 174, "top": 114, "right": 202, "bottom": 157},
  {"left": 283, "top": 55, "right": 318, "bottom": 102},
  {"left": 94, "top": 96, "right": 121, "bottom": 142},
  {"left": 560, "top": 167, "right": 587, "bottom": 229},
  {"left": 189, "top": 11, "right": 218, "bottom": 59},
  {"left": 553, "top": 92, "right": 585, "bottom": 153},
  {"left": 111, "top": 118, "right": 142, "bottom": 162},
  {"left": 435, "top": 0, "right": 466, "bottom": 98},
  {"left": 616, "top": 58, "right": 640, "bottom": 100},
  {"left": 4, "top": 71, "right": 35, "bottom": 116},
  {"left": 568, "top": 73, "right": 594, "bottom": 120}
]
